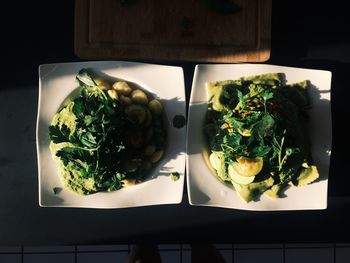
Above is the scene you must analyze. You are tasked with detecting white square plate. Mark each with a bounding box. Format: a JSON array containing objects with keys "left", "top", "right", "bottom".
[
  {"left": 37, "top": 61, "right": 186, "bottom": 208},
  {"left": 187, "top": 64, "right": 332, "bottom": 210}
]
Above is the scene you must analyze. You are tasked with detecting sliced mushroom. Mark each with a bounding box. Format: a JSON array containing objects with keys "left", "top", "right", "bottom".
[
  {"left": 149, "top": 99, "right": 163, "bottom": 115},
  {"left": 144, "top": 127, "right": 153, "bottom": 144},
  {"left": 107, "top": 89, "right": 119, "bottom": 100},
  {"left": 119, "top": 95, "right": 132, "bottom": 105},
  {"left": 125, "top": 104, "right": 146, "bottom": 124},
  {"left": 150, "top": 150, "right": 164, "bottom": 163},
  {"left": 95, "top": 79, "right": 111, "bottom": 91},
  {"left": 144, "top": 108, "right": 153, "bottom": 127},
  {"left": 121, "top": 178, "right": 137, "bottom": 187},
  {"left": 125, "top": 130, "right": 145, "bottom": 148},
  {"left": 144, "top": 144, "right": 156, "bottom": 156},
  {"left": 112, "top": 81, "right": 132, "bottom": 95},
  {"left": 131, "top": 89, "right": 149, "bottom": 104},
  {"left": 140, "top": 161, "right": 152, "bottom": 171},
  {"left": 123, "top": 158, "right": 142, "bottom": 172},
  {"left": 123, "top": 163, "right": 138, "bottom": 173},
  {"left": 154, "top": 135, "right": 166, "bottom": 148}
]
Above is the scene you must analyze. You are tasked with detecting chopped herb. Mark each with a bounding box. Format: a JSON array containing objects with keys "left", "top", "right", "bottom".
[
  {"left": 172, "top": 115, "right": 186, "bottom": 128},
  {"left": 170, "top": 172, "right": 180, "bottom": 181},
  {"left": 53, "top": 187, "right": 62, "bottom": 195},
  {"left": 48, "top": 124, "right": 71, "bottom": 144}
]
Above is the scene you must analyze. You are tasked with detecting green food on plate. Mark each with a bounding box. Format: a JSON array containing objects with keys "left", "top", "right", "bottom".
[
  {"left": 170, "top": 172, "right": 180, "bottom": 181},
  {"left": 48, "top": 69, "right": 166, "bottom": 195},
  {"left": 204, "top": 73, "right": 319, "bottom": 202}
]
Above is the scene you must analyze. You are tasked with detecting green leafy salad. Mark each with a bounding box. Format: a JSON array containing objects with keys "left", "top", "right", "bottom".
[
  {"left": 49, "top": 69, "right": 166, "bottom": 195},
  {"left": 204, "top": 73, "right": 319, "bottom": 202}
]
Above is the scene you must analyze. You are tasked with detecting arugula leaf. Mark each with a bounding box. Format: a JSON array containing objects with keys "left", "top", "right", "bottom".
[
  {"left": 224, "top": 117, "right": 244, "bottom": 131},
  {"left": 251, "top": 145, "right": 271, "bottom": 157},
  {"left": 272, "top": 134, "right": 300, "bottom": 171},
  {"left": 102, "top": 173, "right": 124, "bottom": 191},
  {"left": 76, "top": 68, "right": 97, "bottom": 88},
  {"left": 72, "top": 97, "right": 85, "bottom": 119},
  {"left": 254, "top": 113, "right": 275, "bottom": 140},
  {"left": 222, "top": 133, "right": 241, "bottom": 148},
  {"left": 237, "top": 90, "right": 246, "bottom": 108},
  {"left": 79, "top": 132, "right": 98, "bottom": 147},
  {"left": 83, "top": 115, "right": 98, "bottom": 126}
]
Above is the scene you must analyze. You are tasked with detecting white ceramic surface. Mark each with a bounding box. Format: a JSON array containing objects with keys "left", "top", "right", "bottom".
[
  {"left": 187, "top": 64, "right": 332, "bottom": 210},
  {"left": 37, "top": 61, "right": 186, "bottom": 208}
]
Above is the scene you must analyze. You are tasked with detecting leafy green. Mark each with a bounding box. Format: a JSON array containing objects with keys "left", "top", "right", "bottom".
[
  {"left": 49, "top": 69, "right": 127, "bottom": 195},
  {"left": 79, "top": 132, "right": 98, "bottom": 147},
  {"left": 102, "top": 173, "right": 125, "bottom": 191},
  {"left": 205, "top": 73, "right": 318, "bottom": 202},
  {"left": 48, "top": 124, "right": 71, "bottom": 144},
  {"left": 49, "top": 68, "right": 167, "bottom": 195},
  {"left": 76, "top": 68, "right": 97, "bottom": 88},
  {"left": 272, "top": 133, "right": 300, "bottom": 171},
  {"left": 170, "top": 172, "right": 180, "bottom": 181},
  {"left": 254, "top": 113, "right": 275, "bottom": 140},
  {"left": 53, "top": 187, "right": 62, "bottom": 195}
]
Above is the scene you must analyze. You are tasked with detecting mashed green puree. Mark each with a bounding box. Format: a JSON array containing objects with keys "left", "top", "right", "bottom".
[{"left": 50, "top": 101, "right": 97, "bottom": 194}]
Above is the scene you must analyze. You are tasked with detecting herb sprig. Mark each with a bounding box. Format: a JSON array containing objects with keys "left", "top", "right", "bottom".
[{"left": 49, "top": 69, "right": 126, "bottom": 193}]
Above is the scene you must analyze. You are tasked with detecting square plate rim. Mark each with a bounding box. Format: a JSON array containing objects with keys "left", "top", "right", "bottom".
[
  {"left": 36, "top": 60, "right": 186, "bottom": 208},
  {"left": 186, "top": 63, "right": 332, "bottom": 211}
]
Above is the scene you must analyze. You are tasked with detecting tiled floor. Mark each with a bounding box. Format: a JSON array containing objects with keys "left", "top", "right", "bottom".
[
  {"left": 0, "top": 244, "right": 349, "bottom": 263},
  {"left": 234, "top": 247, "right": 283, "bottom": 263}
]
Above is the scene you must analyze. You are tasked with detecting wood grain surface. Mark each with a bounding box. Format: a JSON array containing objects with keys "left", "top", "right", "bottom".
[{"left": 75, "top": 0, "right": 271, "bottom": 62}]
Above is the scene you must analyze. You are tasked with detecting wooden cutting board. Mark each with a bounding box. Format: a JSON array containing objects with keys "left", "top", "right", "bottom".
[{"left": 75, "top": 0, "right": 271, "bottom": 62}]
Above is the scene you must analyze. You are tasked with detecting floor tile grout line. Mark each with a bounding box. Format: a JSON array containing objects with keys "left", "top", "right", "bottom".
[
  {"left": 7, "top": 243, "right": 343, "bottom": 262},
  {"left": 232, "top": 243, "right": 234, "bottom": 263},
  {"left": 234, "top": 247, "right": 283, "bottom": 250},
  {"left": 0, "top": 248, "right": 196, "bottom": 255},
  {"left": 74, "top": 245, "right": 77, "bottom": 263},
  {"left": 0, "top": 251, "right": 93, "bottom": 255},
  {"left": 158, "top": 248, "right": 184, "bottom": 251},
  {"left": 335, "top": 245, "right": 350, "bottom": 248},
  {"left": 76, "top": 249, "right": 130, "bottom": 253},
  {"left": 234, "top": 246, "right": 335, "bottom": 250},
  {"left": 15, "top": 249, "right": 131, "bottom": 254},
  {"left": 180, "top": 243, "right": 183, "bottom": 263},
  {"left": 4, "top": 247, "right": 323, "bottom": 254}
]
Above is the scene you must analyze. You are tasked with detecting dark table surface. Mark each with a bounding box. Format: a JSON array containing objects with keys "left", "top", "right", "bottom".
[{"left": 1, "top": 1, "right": 350, "bottom": 245}]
